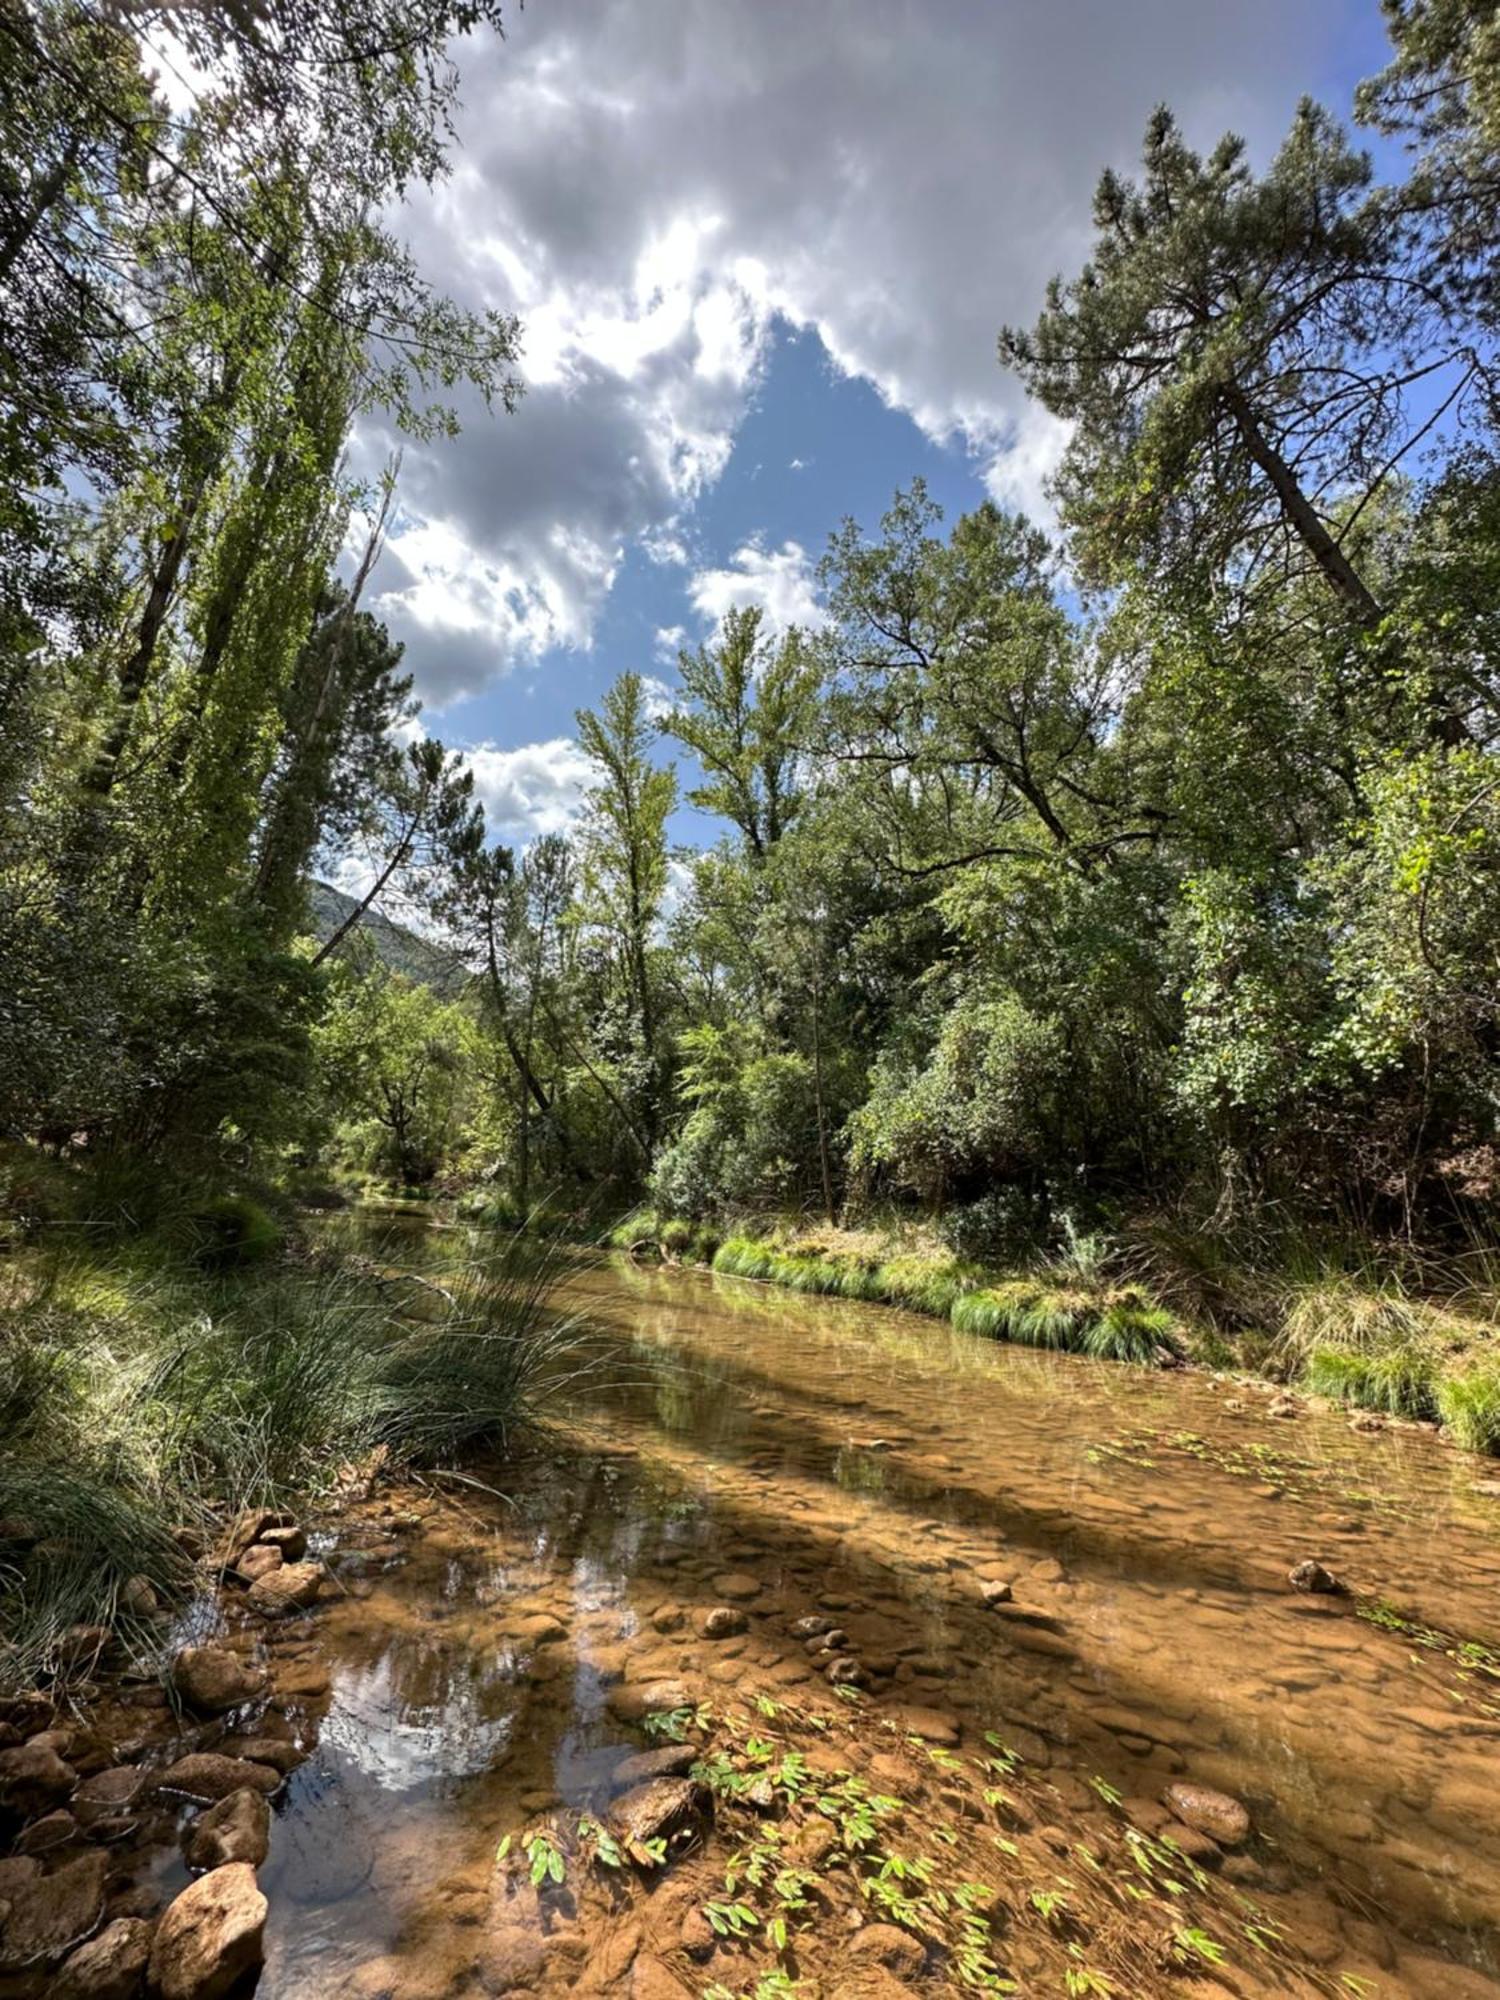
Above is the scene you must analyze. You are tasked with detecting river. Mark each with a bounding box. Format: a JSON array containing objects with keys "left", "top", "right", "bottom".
[{"left": 253, "top": 1225, "right": 1500, "bottom": 1996}]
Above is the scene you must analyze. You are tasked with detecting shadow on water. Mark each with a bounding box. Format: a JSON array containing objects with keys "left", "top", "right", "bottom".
[{"left": 258, "top": 1221, "right": 1500, "bottom": 1998}]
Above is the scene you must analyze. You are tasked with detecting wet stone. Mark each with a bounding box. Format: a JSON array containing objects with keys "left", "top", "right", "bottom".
[
  {"left": 697, "top": 1605, "right": 748, "bottom": 1639},
  {"left": 711, "top": 1572, "right": 762, "bottom": 1602},
  {"left": 247, "top": 1559, "right": 325, "bottom": 1617},
  {"left": 1162, "top": 1782, "right": 1250, "bottom": 1846},
  {"left": 184, "top": 1787, "right": 271, "bottom": 1870},
  {"left": 17, "top": 1808, "right": 79, "bottom": 1854},
  {"left": 148, "top": 1861, "right": 266, "bottom": 2000},
  {"left": 0, "top": 1848, "right": 107, "bottom": 1970},
  {"left": 153, "top": 1754, "right": 281, "bottom": 1802},
  {"left": 611, "top": 1777, "right": 709, "bottom": 1857},
  {"left": 609, "top": 1743, "right": 698, "bottom": 1789},
  {"left": 53, "top": 1916, "right": 153, "bottom": 2000},
  {"left": 170, "top": 1645, "right": 266, "bottom": 1715},
  {"left": 0, "top": 1741, "right": 77, "bottom": 1814}
]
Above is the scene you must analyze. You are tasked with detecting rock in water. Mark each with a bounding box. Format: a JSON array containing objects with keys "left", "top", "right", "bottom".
[
  {"left": 246, "top": 1561, "right": 324, "bottom": 1617},
  {"left": 170, "top": 1646, "right": 266, "bottom": 1715},
  {"left": 0, "top": 1741, "right": 77, "bottom": 1814},
  {"left": 184, "top": 1788, "right": 271, "bottom": 1870},
  {"left": 1287, "top": 1558, "right": 1344, "bottom": 1594},
  {"left": 1162, "top": 1782, "right": 1251, "bottom": 1846},
  {"left": 233, "top": 1544, "right": 282, "bottom": 1583},
  {"left": 0, "top": 1850, "right": 107, "bottom": 1969},
  {"left": 148, "top": 1863, "right": 266, "bottom": 2000},
  {"left": 699, "top": 1606, "right": 748, "bottom": 1639},
  {"left": 606, "top": 1680, "right": 696, "bottom": 1723},
  {"left": 153, "top": 1755, "right": 280, "bottom": 1803},
  {"left": 71, "top": 1766, "right": 148, "bottom": 1827},
  {"left": 609, "top": 1744, "right": 698, "bottom": 1789},
  {"left": 53, "top": 1917, "right": 153, "bottom": 2000},
  {"left": 610, "top": 1778, "right": 708, "bottom": 1860}
]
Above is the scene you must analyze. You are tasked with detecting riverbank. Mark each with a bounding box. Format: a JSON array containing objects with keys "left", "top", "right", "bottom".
[
  {"left": 604, "top": 1208, "right": 1500, "bottom": 1457},
  {"left": 8, "top": 1212, "right": 1500, "bottom": 1994},
  {"left": 0, "top": 1151, "right": 575, "bottom": 1695}
]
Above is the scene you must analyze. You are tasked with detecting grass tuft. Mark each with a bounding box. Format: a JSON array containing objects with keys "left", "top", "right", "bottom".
[
  {"left": 1436, "top": 1364, "right": 1500, "bottom": 1455},
  {"left": 1304, "top": 1342, "right": 1438, "bottom": 1418}
]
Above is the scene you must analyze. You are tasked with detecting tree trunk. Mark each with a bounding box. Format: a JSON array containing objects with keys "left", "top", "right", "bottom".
[
  {"left": 83, "top": 470, "right": 211, "bottom": 794},
  {"left": 1222, "top": 385, "right": 1383, "bottom": 625}
]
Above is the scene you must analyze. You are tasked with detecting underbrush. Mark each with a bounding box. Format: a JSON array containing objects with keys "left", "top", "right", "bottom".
[{"left": 0, "top": 1221, "right": 580, "bottom": 1689}]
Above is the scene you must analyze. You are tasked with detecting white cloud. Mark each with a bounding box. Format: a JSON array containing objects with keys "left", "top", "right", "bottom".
[
  {"left": 688, "top": 538, "right": 823, "bottom": 638},
  {"left": 653, "top": 623, "right": 687, "bottom": 662},
  {"left": 374, "top": 0, "right": 1371, "bottom": 702},
  {"left": 466, "top": 738, "right": 597, "bottom": 843},
  {"left": 639, "top": 675, "right": 675, "bottom": 719}
]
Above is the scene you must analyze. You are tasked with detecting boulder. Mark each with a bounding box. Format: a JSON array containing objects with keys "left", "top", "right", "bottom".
[
  {"left": 183, "top": 1788, "right": 271, "bottom": 1871},
  {"left": 609, "top": 1744, "right": 698, "bottom": 1789},
  {"left": 698, "top": 1606, "right": 747, "bottom": 1640},
  {"left": 848, "top": 1922, "right": 927, "bottom": 1978},
  {"left": 215, "top": 1736, "right": 302, "bottom": 1776},
  {"left": 71, "top": 1765, "right": 148, "bottom": 1828},
  {"left": 170, "top": 1646, "right": 266, "bottom": 1716},
  {"left": 233, "top": 1545, "right": 282, "bottom": 1584},
  {"left": 1162, "top": 1783, "right": 1250, "bottom": 1847},
  {"left": 979, "top": 1579, "right": 1014, "bottom": 1606},
  {"left": 788, "top": 1615, "right": 837, "bottom": 1639},
  {"left": 1287, "top": 1559, "right": 1344, "bottom": 1595},
  {"left": 610, "top": 1778, "right": 708, "bottom": 1860},
  {"left": 147, "top": 1863, "right": 266, "bottom": 2000},
  {"left": 215, "top": 1508, "right": 294, "bottom": 1568},
  {"left": 0, "top": 1849, "right": 107, "bottom": 1969},
  {"left": 883, "top": 1705, "right": 959, "bottom": 1745},
  {"left": 119, "top": 1576, "right": 160, "bottom": 1618},
  {"left": 710, "top": 1573, "right": 761, "bottom": 1602},
  {"left": 246, "top": 1561, "right": 324, "bottom": 1618},
  {"left": 606, "top": 1680, "right": 696, "bottom": 1724},
  {"left": 257, "top": 1525, "right": 307, "bottom": 1561},
  {"left": 0, "top": 1740, "right": 77, "bottom": 1814},
  {"left": 17, "top": 1808, "right": 79, "bottom": 1854},
  {"left": 152, "top": 1754, "right": 280, "bottom": 1803},
  {"left": 478, "top": 1923, "right": 546, "bottom": 1994},
  {"left": 53, "top": 1917, "right": 153, "bottom": 2000}
]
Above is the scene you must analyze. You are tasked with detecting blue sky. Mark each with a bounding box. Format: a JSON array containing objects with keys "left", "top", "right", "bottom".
[{"left": 354, "top": 0, "right": 1398, "bottom": 856}]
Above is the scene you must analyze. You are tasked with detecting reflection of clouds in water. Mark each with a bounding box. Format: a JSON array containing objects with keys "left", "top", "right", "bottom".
[{"left": 321, "top": 1647, "right": 516, "bottom": 1792}]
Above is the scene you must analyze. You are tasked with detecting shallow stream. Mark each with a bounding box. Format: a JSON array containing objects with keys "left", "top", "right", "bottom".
[{"left": 258, "top": 1222, "right": 1500, "bottom": 1996}]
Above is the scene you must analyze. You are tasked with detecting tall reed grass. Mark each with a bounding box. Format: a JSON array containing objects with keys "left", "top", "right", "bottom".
[{"left": 0, "top": 1231, "right": 581, "bottom": 1688}]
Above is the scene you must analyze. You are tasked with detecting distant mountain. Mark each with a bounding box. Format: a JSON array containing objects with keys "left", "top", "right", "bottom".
[{"left": 307, "top": 880, "right": 469, "bottom": 995}]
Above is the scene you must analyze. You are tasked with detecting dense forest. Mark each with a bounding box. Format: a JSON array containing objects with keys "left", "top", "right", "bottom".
[{"left": 3, "top": 3, "right": 1500, "bottom": 1380}]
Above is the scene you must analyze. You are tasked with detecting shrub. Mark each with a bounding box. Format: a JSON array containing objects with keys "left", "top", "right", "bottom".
[
  {"left": 1437, "top": 1364, "right": 1500, "bottom": 1455},
  {"left": 189, "top": 1193, "right": 281, "bottom": 1268},
  {"left": 939, "top": 1187, "right": 1048, "bottom": 1265}
]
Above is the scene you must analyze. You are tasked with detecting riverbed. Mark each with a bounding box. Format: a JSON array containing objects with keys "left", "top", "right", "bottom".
[{"left": 259, "top": 1230, "right": 1500, "bottom": 1996}]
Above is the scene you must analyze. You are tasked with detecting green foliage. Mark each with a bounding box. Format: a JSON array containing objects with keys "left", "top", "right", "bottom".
[
  {"left": 1304, "top": 1344, "right": 1439, "bottom": 1419},
  {"left": 1437, "top": 1364, "right": 1500, "bottom": 1455}
]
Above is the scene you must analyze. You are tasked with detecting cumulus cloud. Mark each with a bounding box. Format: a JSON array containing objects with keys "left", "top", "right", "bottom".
[
  {"left": 374, "top": 0, "right": 1367, "bottom": 703},
  {"left": 467, "top": 738, "right": 597, "bottom": 844},
  {"left": 688, "top": 539, "right": 823, "bottom": 638}
]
